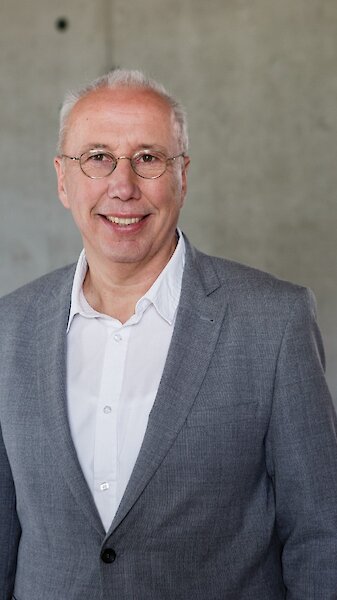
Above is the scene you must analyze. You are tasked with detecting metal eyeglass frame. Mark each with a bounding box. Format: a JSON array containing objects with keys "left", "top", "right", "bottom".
[{"left": 60, "top": 149, "right": 185, "bottom": 180}]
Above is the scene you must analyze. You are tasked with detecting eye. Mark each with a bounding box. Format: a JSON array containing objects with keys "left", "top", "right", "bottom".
[
  {"left": 87, "top": 152, "right": 114, "bottom": 164},
  {"left": 137, "top": 153, "right": 156, "bottom": 164},
  {"left": 141, "top": 153, "right": 157, "bottom": 163},
  {"left": 134, "top": 151, "right": 165, "bottom": 165},
  {"left": 90, "top": 153, "right": 105, "bottom": 162}
]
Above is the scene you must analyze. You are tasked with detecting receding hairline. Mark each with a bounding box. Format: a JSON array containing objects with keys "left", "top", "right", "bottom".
[
  {"left": 57, "top": 69, "right": 189, "bottom": 154},
  {"left": 66, "top": 85, "right": 175, "bottom": 122}
]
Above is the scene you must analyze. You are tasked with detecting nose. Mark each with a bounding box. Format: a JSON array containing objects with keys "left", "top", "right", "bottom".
[{"left": 107, "top": 157, "right": 141, "bottom": 202}]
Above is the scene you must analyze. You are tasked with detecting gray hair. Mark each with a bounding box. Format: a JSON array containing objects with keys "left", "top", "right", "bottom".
[{"left": 57, "top": 69, "right": 189, "bottom": 154}]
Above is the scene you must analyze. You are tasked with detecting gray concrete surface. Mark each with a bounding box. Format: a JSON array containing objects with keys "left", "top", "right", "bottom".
[{"left": 1, "top": 0, "right": 336, "bottom": 403}]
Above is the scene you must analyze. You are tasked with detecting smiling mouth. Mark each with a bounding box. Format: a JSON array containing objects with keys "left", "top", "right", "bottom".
[{"left": 105, "top": 216, "right": 143, "bottom": 226}]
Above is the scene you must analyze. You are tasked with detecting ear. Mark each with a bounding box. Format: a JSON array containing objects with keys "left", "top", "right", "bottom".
[{"left": 54, "top": 156, "right": 70, "bottom": 209}]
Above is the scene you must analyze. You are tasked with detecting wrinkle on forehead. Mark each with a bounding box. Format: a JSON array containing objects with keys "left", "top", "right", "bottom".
[
  {"left": 63, "top": 87, "right": 180, "bottom": 153},
  {"left": 70, "top": 87, "right": 171, "bottom": 126}
]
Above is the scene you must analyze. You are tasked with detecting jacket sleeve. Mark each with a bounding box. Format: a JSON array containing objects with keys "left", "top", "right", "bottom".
[
  {"left": 265, "top": 287, "right": 337, "bottom": 599},
  {"left": 0, "top": 424, "right": 21, "bottom": 600}
]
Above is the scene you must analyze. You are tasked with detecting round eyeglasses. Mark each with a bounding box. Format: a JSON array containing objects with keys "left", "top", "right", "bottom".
[{"left": 60, "top": 149, "right": 185, "bottom": 180}]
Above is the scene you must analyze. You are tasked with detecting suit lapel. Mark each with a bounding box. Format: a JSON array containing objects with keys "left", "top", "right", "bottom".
[
  {"left": 110, "top": 239, "right": 228, "bottom": 533},
  {"left": 36, "top": 267, "right": 105, "bottom": 535}
]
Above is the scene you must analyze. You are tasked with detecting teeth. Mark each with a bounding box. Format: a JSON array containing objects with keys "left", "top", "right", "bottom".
[{"left": 106, "top": 216, "right": 142, "bottom": 225}]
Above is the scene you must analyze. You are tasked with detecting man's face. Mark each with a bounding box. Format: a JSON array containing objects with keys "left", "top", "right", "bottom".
[{"left": 54, "top": 86, "right": 189, "bottom": 275}]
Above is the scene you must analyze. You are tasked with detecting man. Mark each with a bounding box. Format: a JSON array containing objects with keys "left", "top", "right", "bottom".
[{"left": 1, "top": 69, "right": 337, "bottom": 600}]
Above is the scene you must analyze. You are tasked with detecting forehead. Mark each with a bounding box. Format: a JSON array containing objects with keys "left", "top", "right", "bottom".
[{"left": 65, "top": 86, "right": 178, "bottom": 150}]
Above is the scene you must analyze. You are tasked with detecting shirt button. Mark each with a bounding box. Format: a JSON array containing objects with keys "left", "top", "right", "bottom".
[
  {"left": 101, "top": 548, "right": 116, "bottom": 563},
  {"left": 113, "top": 333, "right": 122, "bottom": 342},
  {"left": 103, "top": 405, "right": 112, "bottom": 414},
  {"left": 100, "top": 482, "right": 110, "bottom": 491}
]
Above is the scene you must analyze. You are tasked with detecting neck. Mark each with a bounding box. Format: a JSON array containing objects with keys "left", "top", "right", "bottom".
[{"left": 82, "top": 239, "right": 178, "bottom": 323}]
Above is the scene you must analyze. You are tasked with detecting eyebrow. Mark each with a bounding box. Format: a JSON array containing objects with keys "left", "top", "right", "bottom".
[
  {"left": 81, "top": 143, "right": 168, "bottom": 153},
  {"left": 83, "top": 143, "right": 110, "bottom": 151}
]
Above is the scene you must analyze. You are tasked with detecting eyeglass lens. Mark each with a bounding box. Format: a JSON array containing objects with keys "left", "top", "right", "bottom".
[{"left": 80, "top": 150, "right": 169, "bottom": 179}]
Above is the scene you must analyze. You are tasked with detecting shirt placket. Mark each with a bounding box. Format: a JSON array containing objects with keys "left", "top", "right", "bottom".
[{"left": 93, "top": 323, "right": 130, "bottom": 531}]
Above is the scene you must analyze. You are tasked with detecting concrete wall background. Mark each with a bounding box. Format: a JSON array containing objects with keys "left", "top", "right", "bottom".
[{"left": 1, "top": 0, "right": 336, "bottom": 403}]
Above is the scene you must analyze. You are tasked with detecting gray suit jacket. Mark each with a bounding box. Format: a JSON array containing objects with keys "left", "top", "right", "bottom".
[{"left": 1, "top": 237, "right": 337, "bottom": 600}]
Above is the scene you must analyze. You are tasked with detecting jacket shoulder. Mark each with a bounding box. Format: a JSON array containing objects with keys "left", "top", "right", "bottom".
[
  {"left": 188, "top": 243, "right": 315, "bottom": 313},
  {"left": 0, "top": 264, "right": 76, "bottom": 321}
]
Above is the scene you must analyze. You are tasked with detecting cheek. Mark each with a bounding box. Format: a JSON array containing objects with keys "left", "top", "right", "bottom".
[
  {"left": 160, "top": 173, "right": 184, "bottom": 205},
  {"left": 66, "top": 180, "right": 102, "bottom": 213},
  {"left": 170, "top": 175, "right": 185, "bottom": 208},
  {"left": 157, "top": 188, "right": 181, "bottom": 213}
]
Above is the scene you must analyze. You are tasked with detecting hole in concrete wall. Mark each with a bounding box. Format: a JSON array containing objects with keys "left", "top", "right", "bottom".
[{"left": 55, "top": 17, "right": 69, "bottom": 32}]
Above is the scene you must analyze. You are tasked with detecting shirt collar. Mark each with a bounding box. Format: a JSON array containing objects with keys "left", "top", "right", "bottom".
[{"left": 67, "top": 230, "right": 185, "bottom": 332}]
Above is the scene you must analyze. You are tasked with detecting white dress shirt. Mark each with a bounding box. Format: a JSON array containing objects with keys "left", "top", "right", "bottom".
[{"left": 66, "top": 233, "right": 185, "bottom": 531}]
